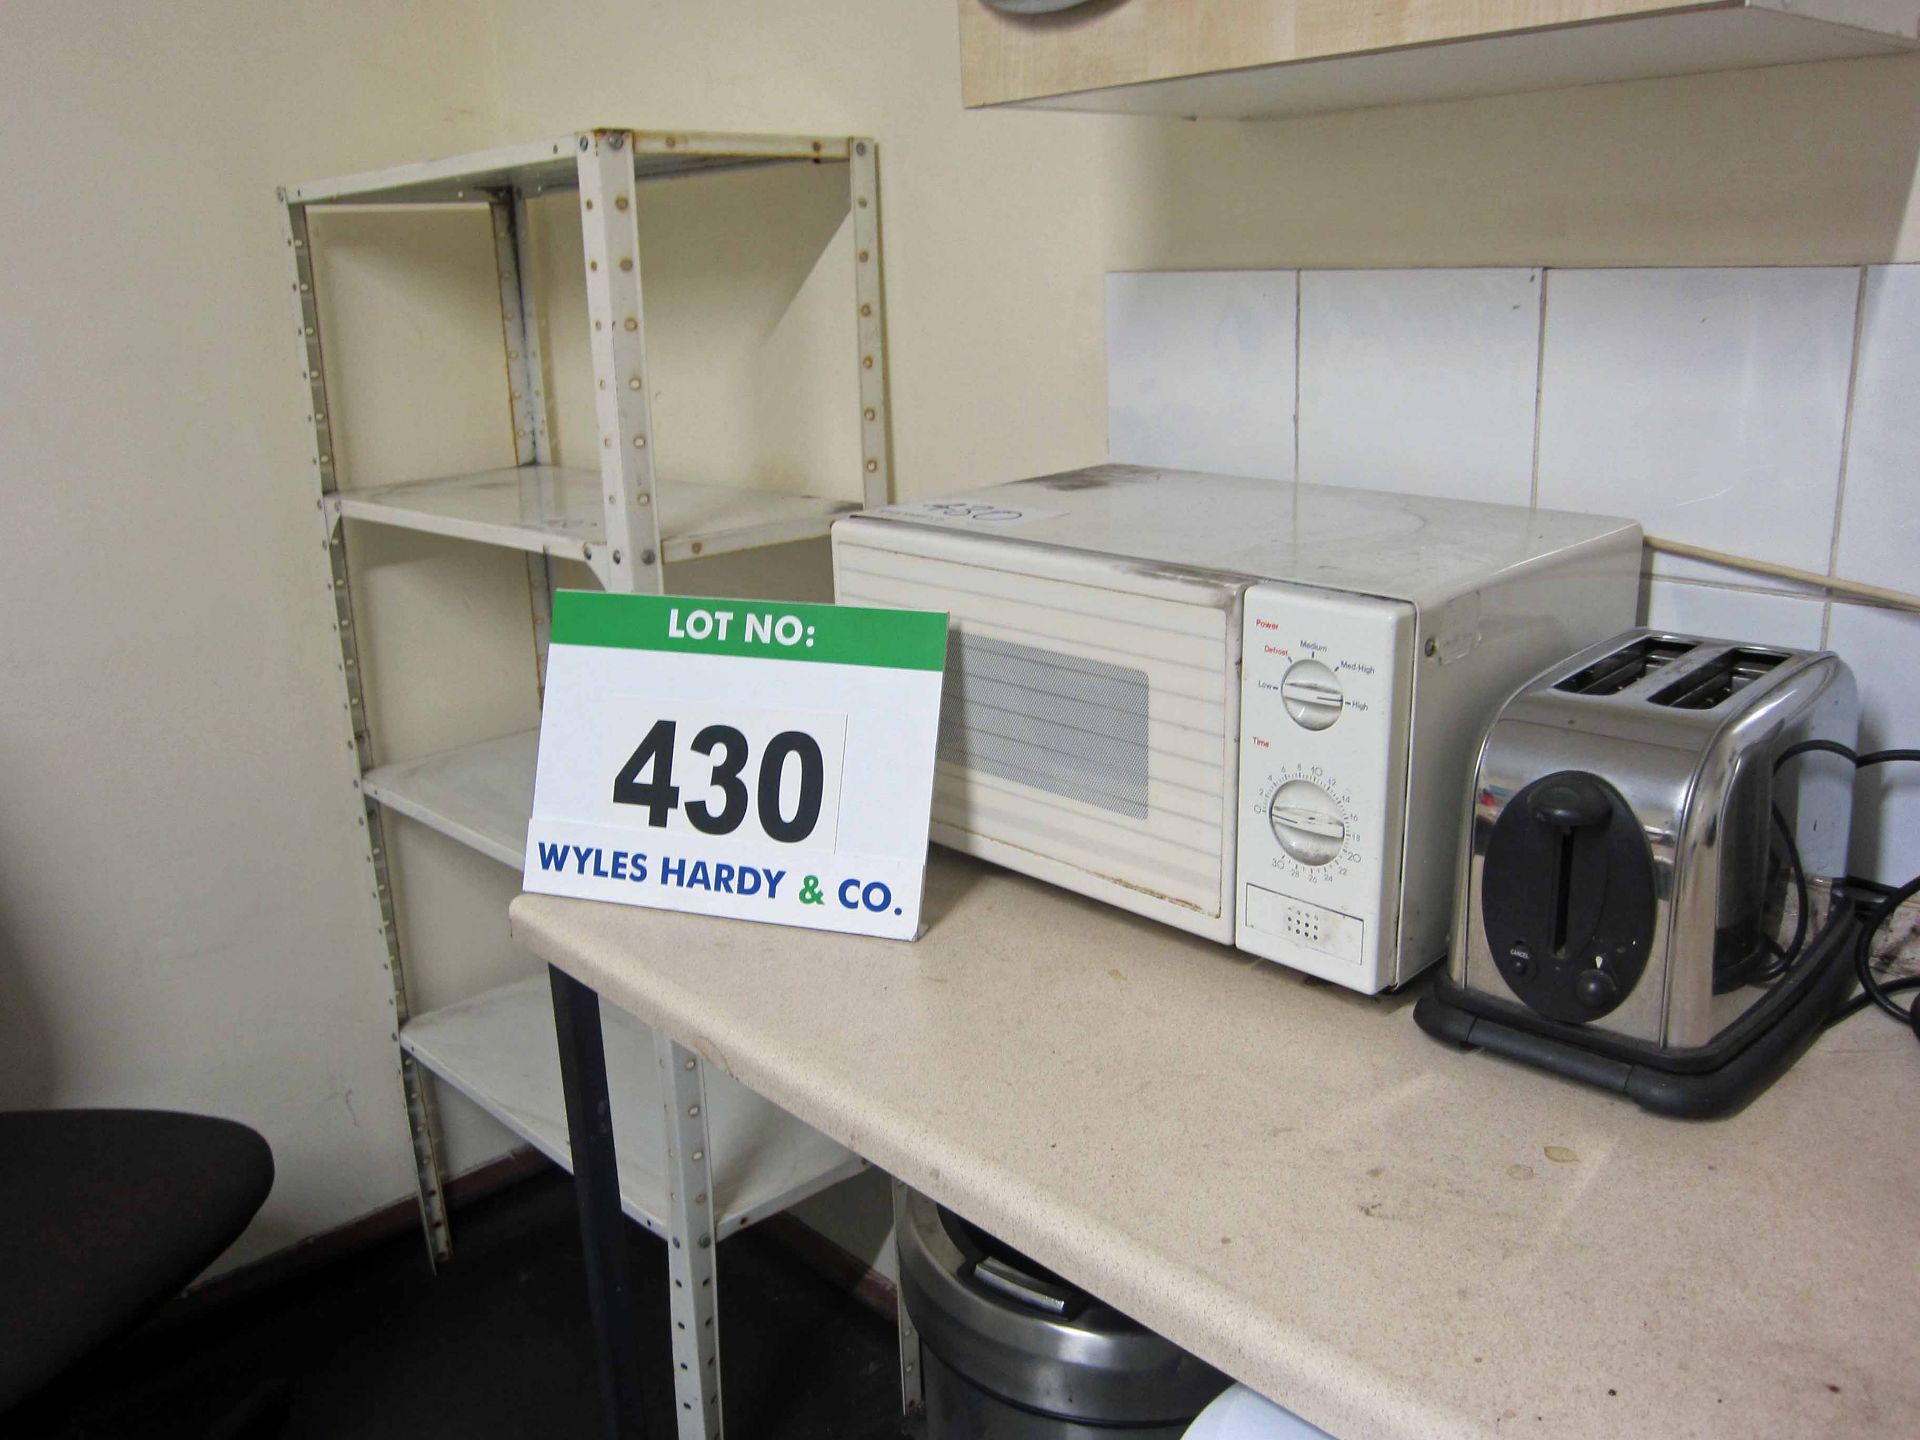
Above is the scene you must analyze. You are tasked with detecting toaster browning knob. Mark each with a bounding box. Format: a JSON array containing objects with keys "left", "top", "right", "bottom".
[{"left": 1575, "top": 967, "right": 1620, "bottom": 1012}]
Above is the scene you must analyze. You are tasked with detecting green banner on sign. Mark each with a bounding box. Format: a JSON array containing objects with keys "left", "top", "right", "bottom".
[{"left": 550, "top": 591, "right": 947, "bottom": 672}]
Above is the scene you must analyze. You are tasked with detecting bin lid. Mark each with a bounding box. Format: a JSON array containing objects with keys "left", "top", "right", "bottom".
[{"left": 898, "top": 1189, "right": 1228, "bottom": 1424}]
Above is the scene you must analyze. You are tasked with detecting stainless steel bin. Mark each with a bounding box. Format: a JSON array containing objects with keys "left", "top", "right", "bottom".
[{"left": 898, "top": 1187, "right": 1228, "bottom": 1438}]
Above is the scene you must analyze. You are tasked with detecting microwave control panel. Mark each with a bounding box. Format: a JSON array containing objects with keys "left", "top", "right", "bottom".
[{"left": 1235, "top": 583, "right": 1415, "bottom": 993}]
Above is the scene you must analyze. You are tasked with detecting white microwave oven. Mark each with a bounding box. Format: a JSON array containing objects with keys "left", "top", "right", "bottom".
[{"left": 831, "top": 465, "right": 1642, "bottom": 993}]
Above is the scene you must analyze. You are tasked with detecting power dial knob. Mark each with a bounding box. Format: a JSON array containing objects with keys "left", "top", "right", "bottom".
[
  {"left": 1281, "top": 660, "right": 1343, "bottom": 730},
  {"left": 1268, "top": 779, "right": 1347, "bottom": 866}
]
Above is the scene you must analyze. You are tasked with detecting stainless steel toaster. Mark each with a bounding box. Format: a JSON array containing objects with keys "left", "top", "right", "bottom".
[{"left": 1417, "top": 629, "right": 1861, "bottom": 1116}]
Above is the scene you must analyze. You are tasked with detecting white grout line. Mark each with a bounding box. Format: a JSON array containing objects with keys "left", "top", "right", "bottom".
[
  {"left": 1291, "top": 268, "right": 1303, "bottom": 485},
  {"left": 1528, "top": 266, "right": 1550, "bottom": 510},
  {"left": 1822, "top": 265, "right": 1873, "bottom": 649},
  {"left": 1101, "top": 274, "right": 1114, "bottom": 462}
]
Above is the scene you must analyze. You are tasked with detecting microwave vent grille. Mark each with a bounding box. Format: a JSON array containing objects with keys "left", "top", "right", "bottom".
[{"left": 940, "top": 633, "right": 1150, "bottom": 819}]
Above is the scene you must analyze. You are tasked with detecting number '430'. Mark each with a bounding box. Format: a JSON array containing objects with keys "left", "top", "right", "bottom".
[{"left": 613, "top": 719, "right": 825, "bottom": 843}]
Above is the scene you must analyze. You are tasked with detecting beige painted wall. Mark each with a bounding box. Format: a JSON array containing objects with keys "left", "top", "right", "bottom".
[
  {"left": 1, "top": 0, "right": 1916, "bottom": 1275},
  {"left": 0, "top": 1, "right": 507, "bottom": 1269}
]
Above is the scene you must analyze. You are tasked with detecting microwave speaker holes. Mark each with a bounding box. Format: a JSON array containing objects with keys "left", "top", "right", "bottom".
[{"left": 1285, "top": 907, "right": 1323, "bottom": 942}]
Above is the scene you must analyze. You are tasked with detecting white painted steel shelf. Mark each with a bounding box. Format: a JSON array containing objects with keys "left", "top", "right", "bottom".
[
  {"left": 328, "top": 466, "right": 858, "bottom": 566},
  {"left": 285, "top": 131, "right": 850, "bottom": 206},
  {"left": 400, "top": 977, "right": 866, "bottom": 1240},
  {"left": 360, "top": 731, "right": 538, "bottom": 869}
]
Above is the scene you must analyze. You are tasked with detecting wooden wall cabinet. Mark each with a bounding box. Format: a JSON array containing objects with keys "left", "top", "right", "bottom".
[{"left": 959, "top": 0, "right": 1920, "bottom": 118}]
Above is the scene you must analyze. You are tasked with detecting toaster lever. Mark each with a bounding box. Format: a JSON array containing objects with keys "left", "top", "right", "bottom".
[
  {"left": 1529, "top": 777, "right": 1611, "bottom": 832},
  {"left": 1531, "top": 775, "right": 1614, "bottom": 962}
]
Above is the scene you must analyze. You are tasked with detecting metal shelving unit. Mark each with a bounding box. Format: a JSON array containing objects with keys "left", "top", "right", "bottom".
[{"left": 281, "top": 128, "right": 890, "bottom": 1438}]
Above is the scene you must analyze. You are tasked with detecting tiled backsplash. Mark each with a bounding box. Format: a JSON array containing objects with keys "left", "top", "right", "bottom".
[
  {"left": 1106, "top": 265, "right": 1920, "bottom": 886},
  {"left": 1107, "top": 271, "right": 1299, "bottom": 481}
]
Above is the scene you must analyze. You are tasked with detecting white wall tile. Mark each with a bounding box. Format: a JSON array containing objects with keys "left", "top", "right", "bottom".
[
  {"left": 1825, "top": 603, "right": 1920, "bottom": 887},
  {"left": 1834, "top": 265, "right": 1920, "bottom": 594},
  {"left": 1641, "top": 580, "right": 1826, "bottom": 649},
  {"left": 1106, "top": 271, "right": 1296, "bottom": 481},
  {"left": 1298, "top": 268, "right": 1541, "bottom": 505},
  {"left": 1537, "top": 267, "right": 1858, "bottom": 588}
]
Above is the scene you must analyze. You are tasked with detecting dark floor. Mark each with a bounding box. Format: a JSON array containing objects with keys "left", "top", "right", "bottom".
[{"left": 10, "top": 1171, "right": 906, "bottom": 1439}]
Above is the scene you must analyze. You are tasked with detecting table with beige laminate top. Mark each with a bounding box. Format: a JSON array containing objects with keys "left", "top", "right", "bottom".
[{"left": 511, "top": 850, "right": 1918, "bottom": 1440}]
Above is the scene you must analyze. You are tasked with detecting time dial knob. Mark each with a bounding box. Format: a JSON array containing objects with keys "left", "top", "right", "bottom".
[
  {"left": 1280, "top": 659, "right": 1343, "bottom": 730},
  {"left": 1268, "top": 778, "right": 1347, "bottom": 866}
]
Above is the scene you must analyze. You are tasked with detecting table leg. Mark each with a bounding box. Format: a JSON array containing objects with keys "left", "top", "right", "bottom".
[
  {"left": 891, "top": 1177, "right": 924, "bottom": 1418},
  {"left": 656, "top": 1032, "right": 723, "bottom": 1439},
  {"left": 551, "top": 964, "right": 649, "bottom": 1439}
]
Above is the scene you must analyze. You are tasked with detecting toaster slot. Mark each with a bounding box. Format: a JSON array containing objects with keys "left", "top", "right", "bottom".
[
  {"left": 1649, "top": 648, "right": 1787, "bottom": 710},
  {"left": 1554, "top": 636, "right": 1696, "bottom": 696}
]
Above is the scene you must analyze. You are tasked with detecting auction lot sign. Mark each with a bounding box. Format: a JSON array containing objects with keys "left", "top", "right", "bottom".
[{"left": 522, "top": 591, "right": 946, "bottom": 940}]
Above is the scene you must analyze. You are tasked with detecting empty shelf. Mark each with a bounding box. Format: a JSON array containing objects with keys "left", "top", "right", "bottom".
[
  {"left": 401, "top": 977, "right": 866, "bottom": 1239},
  {"left": 286, "top": 131, "right": 850, "bottom": 206},
  {"left": 361, "top": 731, "right": 537, "bottom": 869},
  {"left": 327, "top": 466, "right": 858, "bottom": 566}
]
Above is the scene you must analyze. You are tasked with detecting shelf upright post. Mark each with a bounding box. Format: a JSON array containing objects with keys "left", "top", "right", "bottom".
[
  {"left": 278, "top": 190, "right": 453, "bottom": 1266},
  {"left": 657, "top": 1034, "right": 723, "bottom": 1439},
  {"left": 576, "top": 130, "right": 664, "bottom": 596},
  {"left": 489, "top": 188, "right": 558, "bottom": 698},
  {"left": 891, "top": 1177, "right": 925, "bottom": 1417},
  {"left": 578, "top": 127, "right": 722, "bottom": 1437},
  {"left": 848, "top": 139, "right": 891, "bottom": 511}
]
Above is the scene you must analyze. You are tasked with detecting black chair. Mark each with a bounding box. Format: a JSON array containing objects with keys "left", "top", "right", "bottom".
[{"left": 0, "top": 1108, "right": 276, "bottom": 1424}]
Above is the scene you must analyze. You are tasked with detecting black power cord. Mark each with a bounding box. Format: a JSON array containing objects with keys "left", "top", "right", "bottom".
[
  {"left": 1828, "top": 976, "right": 1920, "bottom": 1026},
  {"left": 1770, "top": 741, "right": 1920, "bottom": 1044}
]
